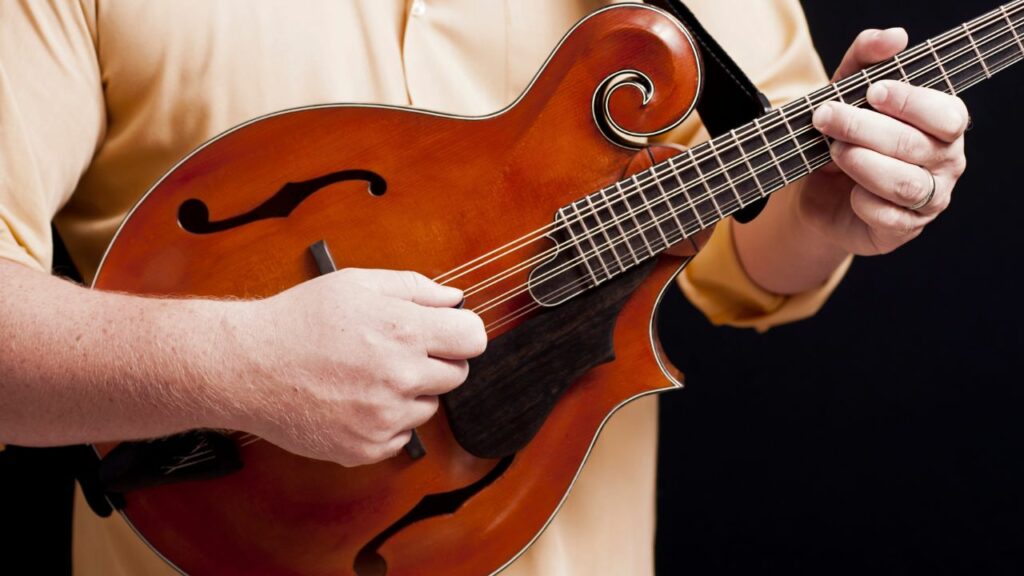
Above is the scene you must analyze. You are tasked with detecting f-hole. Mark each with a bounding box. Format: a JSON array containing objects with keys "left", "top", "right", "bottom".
[
  {"left": 177, "top": 169, "right": 387, "bottom": 234},
  {"left": 353, "top": 455, "right": 514, "bottom": 576}
]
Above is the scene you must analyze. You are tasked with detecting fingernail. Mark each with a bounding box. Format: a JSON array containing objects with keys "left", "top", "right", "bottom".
[
  {"left": 813, "top": 103, "right": 833, "bottom": 129},
  {"left": 868, "top": 82, "right": 889, "bottom": 105}
]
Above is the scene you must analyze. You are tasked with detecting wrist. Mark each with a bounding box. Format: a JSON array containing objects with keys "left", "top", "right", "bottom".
[
  {"left": 789, "top": 184, "right": 852, "bottom": 265},
  {"left": 159, "top": 297, "right": 262, "bottom": 433},
  {"left": 733, "top": 182, "right": 851, "bottom": 295}
]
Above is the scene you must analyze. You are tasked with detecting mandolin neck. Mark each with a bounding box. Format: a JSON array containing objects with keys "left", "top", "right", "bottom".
[{"left": 558, "top": 1, "right": 1023, "bottom": 296}]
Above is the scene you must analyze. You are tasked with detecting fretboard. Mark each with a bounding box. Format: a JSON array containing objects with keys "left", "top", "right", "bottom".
[{"left": 563, "top": 1, "right": 1023, "bottom": 291}]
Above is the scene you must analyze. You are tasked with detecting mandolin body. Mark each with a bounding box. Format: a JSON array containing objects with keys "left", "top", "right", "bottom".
[{"left": 92, "top": 5, "right": 703, "bottom": 575}]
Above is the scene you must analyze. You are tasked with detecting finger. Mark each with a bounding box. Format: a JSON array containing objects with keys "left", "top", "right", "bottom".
[
  {"left": 419, "top": 307, "right": 488, "bottom": 359},
  {"left": 402, "top": 395, "right": 441, "bottom": 430},
  {"left": 383, "top": 430, "right": 414, "bottom": 459},
  {"left": 408, "top": 358, "right": 470, "bottom": 396},
  {"left": 829, "top": 142, "right": 949, "bottom": 216},
  {"left": 813, "top": 102, "right": 944, "bottom": 166},
  {"left": 866, "top": 81, "right": 970, "bottom": 143},
  {"left": 345, "top": 269, "right": 463, "bottom": 307},
  {"left": 849, "top": 184, "right": 927, "bottom": 253},
  {"left": 834, "top": 28, "right": 909, "bottom": 80}
]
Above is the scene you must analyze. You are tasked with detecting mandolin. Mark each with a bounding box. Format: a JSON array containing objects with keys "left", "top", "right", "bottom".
[{"left": 91, "top": 2, "right": 1024, "bottom": 574}]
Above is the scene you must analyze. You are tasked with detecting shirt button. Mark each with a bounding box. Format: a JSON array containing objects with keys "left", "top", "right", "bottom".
[{"left": 410, "top": 0, "right": 426, "bottom": 16}]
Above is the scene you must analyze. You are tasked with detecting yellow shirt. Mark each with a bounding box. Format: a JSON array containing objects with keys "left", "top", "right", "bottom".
[{"left": 0, "top": 1, "right": 846, "bottom": 574}]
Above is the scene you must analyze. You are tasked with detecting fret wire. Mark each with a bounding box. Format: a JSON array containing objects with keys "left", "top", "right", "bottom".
[
  {"left": 752, "top": 117, "right": 790, "bottom": 185},
  {"left": 926, "top": 38, "right": 958, "bottom": 94},
  {"left": 706, "top": 137, "right": 745, "bottom": 208},
  {"left": 1001, "top": 5, "right": 1024, "bottom": 54},
  {"left": 604, "top": 185, "right": 642, "bottom": 266},
  {"left": 631, "top": 174, "right": 670, "bottom": 248},
  {"left": 687, "top": 148, "right": 727, "bottom": 220},
  {"left": 670, "top": 156, "right": 709, "bottom": 229},
  {"left": 559, "top": 205, "right": 600, "bottom": 284},
  {"left": 963, "top": 22, "right": 993, "bottom": 78},
  {"left": 571, "top": 200, "right": 611, "bottom": 280},
  {"left": 831, "top": 83, "right": 846, "bottom": 103},
  {"left": 731, "top": 127, "right": 768, "bottom": 200},
  {"left": 893, "top": 52, "right": 909, "bottom": 80},
  {"left": 583, "top": 193, "right": 624, "bottom": 273},
  {"left": 650, "top": 162, "right": 688, "bottom": 241},
  {"left": 779, "top": 105, "right": 813, "bottom": 172},
  {"left": 615, "top": 180, "right": 655, "bottom": 257}
]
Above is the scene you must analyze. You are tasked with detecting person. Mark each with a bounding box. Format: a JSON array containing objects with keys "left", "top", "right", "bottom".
[{"left": 0, "top": 1, "right": 968, "bottom": 574}]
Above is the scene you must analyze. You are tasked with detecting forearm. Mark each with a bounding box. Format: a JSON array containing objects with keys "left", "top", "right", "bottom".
[
  {"left": 0, "top": 259, "right": 245, "bottom": 446},
  {"left": 732, "top": 183, "right": 850, "bottom": 295}
]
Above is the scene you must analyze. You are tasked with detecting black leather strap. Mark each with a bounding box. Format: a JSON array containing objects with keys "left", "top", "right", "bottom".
[{"left": 646, "top": 0, "right": 771, "bottom": 223}]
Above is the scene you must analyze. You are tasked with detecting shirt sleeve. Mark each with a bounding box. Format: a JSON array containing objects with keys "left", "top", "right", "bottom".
[
  {"left": 0, "top": 0, "right": 105, "bottom": 272},
  {"left": 664, "top": 0, "right": 852, "bottom": 332}
]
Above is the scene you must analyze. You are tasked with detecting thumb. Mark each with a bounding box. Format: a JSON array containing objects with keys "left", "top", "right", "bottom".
[
  {"left": 356, "top": 269, "right": 464, "bottom": 307},
  {"left": 833, "top": 27, "right": 909, "bottom": 81}
]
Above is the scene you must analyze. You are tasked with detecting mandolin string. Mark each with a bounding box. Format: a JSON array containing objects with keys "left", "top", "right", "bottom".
[
  {"left": 476, "top": 30, "right": 1022, "bottom": 329},
  {"left": 481, "top": 52, "right": 1014, "bottom": 335},
  {"left": 463, "top": 6, "right": 1024, "bottom": 299},
  {"left": 442, "top": 9, "right": 1023, "bottom": 307},
  {"left": 214, "top": 11, "right": 1020, "bottom": 454},
  {"left": 444, "top": 46, "right": 999, "bottom": 299},
  {"left": 479, "top": 38, "right": 1017, "bottom": 326},
  {"left": 472, "top": 28, "right": 1020, "bottom": 319},
  {"left": 434, "top": 2, "right": 1022, "bottom": 292}
]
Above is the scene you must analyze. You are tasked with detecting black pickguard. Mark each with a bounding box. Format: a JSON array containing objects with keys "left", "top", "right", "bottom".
[{"left": 443, "top": 260, "right": 657, "bottom": 459}]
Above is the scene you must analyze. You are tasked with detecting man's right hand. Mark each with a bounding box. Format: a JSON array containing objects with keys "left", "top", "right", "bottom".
[{"left": 227, "top": 269, "right": 487, "bottom": 467}]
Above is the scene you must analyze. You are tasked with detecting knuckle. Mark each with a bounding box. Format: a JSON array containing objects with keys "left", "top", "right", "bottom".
[
  {"left": 893, "top": 129, "right": 917, "bottom": 160},
  {"left": 895, "top": 88, "right": 913, "bottom": 118},
  {"left": 353, "top": 444, "right": 380, "bottom": 465},
  {"left": 385, "top": 364, "right": 419, "bottom": 393},
  {"left": 841, "top": 112, "right": 861, "bottom": 141},
  {"left": 894, "top": 173, "right": 924, "bottom": 205},
  {"left": 875, "top": 205, "right": 903, "bottom": 231},
  {"left": 386, "top": 317, "right": 419, "bottom": 345},
  {"left": 401, "top": 270, "right": 430, "bottom": 295},
  {"left": 373, "top": 406, "right": 403, "bottom": 434},
  {"left": 951, "top": 153, "right": 968, "bottom": 177}
]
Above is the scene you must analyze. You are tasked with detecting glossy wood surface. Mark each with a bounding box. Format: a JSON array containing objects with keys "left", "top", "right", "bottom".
[{"left": 93, "top": 5, "right": 702, "bottom": 575}]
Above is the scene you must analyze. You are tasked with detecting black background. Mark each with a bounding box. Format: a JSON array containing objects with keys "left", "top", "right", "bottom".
[
  {"left": 2, "top": 1, "right": 1023, "bottom": 574},
  {"left": 656, "top": 1, "right": 1024, "bottom": 574}
]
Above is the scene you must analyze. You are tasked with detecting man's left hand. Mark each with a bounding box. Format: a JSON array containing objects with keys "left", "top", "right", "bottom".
[{"left": 801, "top": 27, "right": 969, "bottom": 256}]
